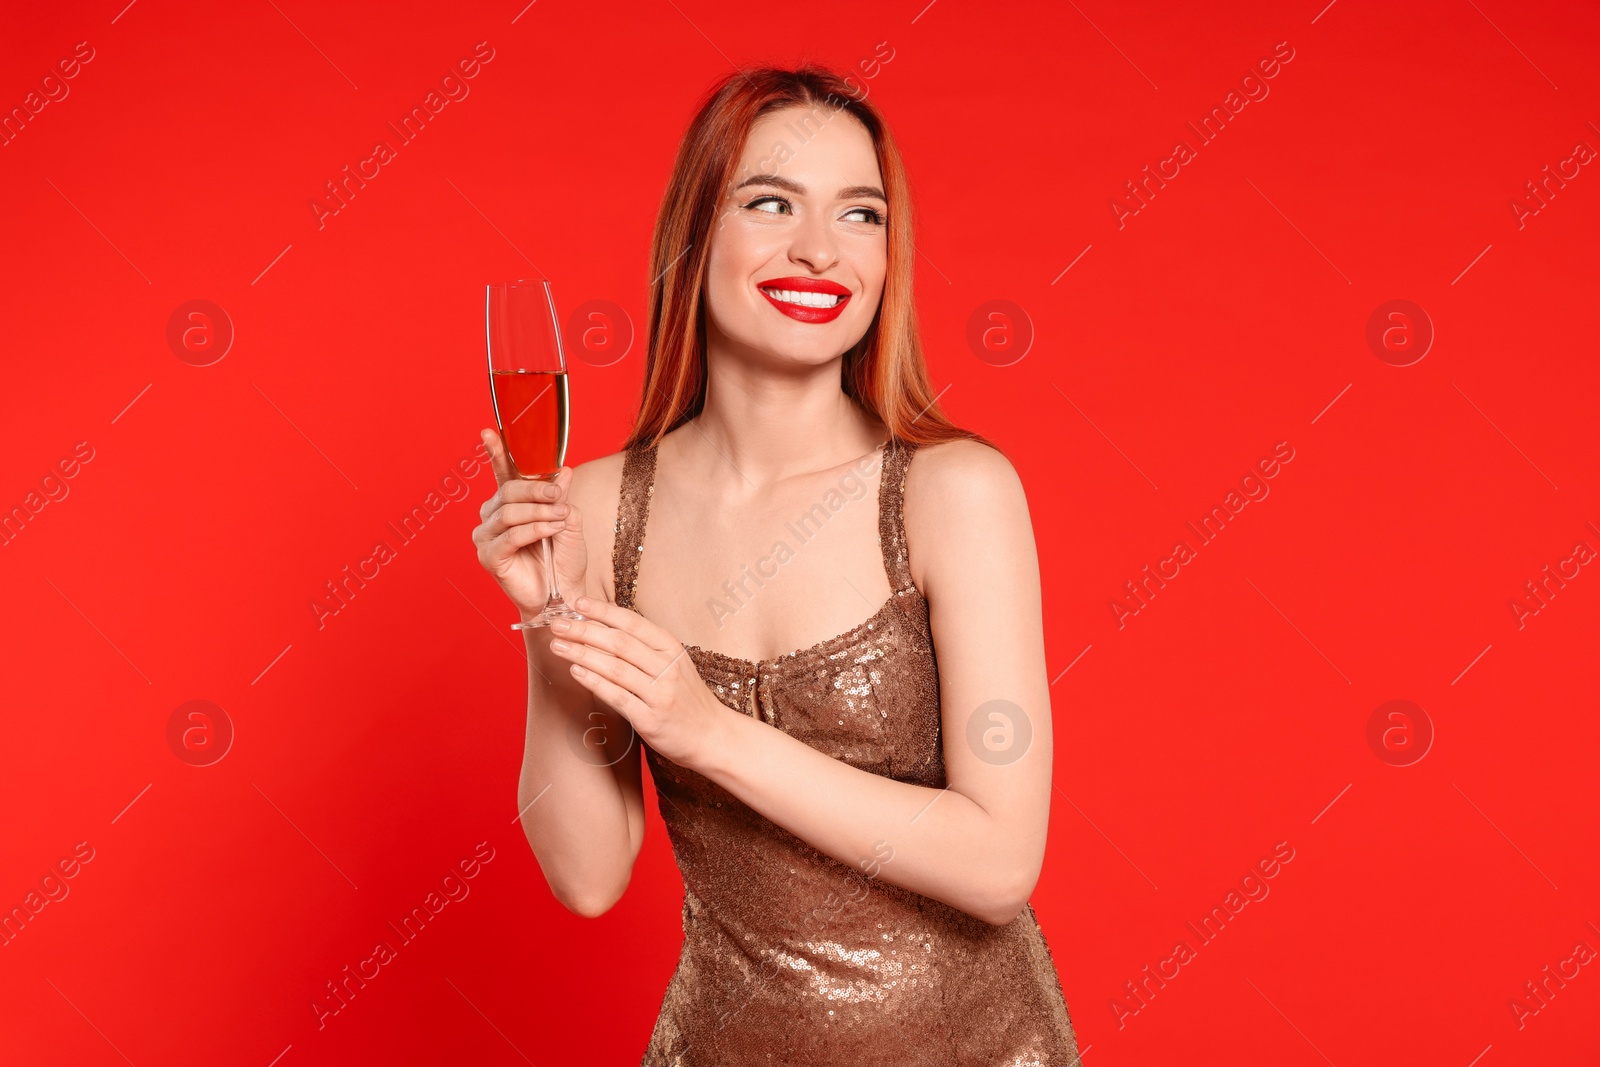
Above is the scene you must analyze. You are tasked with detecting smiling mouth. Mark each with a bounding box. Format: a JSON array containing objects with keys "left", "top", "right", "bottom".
[{"left": 758, "top": 286, "right": 846, "bottom": 308}]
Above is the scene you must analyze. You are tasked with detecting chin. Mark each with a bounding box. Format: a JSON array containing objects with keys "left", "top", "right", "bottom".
[
  {"left": 717, "top": 326, "right": 844, "bottom": 366},
  {"left": 770, "top": 332, "right": 864, "bottom": 366}
]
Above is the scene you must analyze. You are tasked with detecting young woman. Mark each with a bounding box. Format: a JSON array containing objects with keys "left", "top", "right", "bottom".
[{"left": 473, "top": 65, "right": 1082, "bottom": 1065}]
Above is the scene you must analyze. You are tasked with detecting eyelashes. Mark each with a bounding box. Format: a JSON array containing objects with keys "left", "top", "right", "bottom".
[{"left": 743, "top": 195, "right": 886, "bottom": 226}]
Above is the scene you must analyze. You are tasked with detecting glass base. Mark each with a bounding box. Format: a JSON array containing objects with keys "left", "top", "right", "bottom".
[{"left": 512, "top": 600, "right": 587, "bottom": 630}]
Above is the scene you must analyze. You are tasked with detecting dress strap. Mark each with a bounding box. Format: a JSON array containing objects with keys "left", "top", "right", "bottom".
[
  {"left": 877, "top": 439, "right": 919, "bottom": 593},
  {"left": 611, "top": 439, "right": 659, "bottom": 611}
]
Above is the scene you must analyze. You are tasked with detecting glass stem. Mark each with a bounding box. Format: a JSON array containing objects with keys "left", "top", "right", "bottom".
[{"left": 541, "top": 531, "right": 562, "bottom": 607}]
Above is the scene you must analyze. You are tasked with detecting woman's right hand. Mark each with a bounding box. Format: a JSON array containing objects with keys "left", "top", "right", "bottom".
[{"left": 472, "top": 429, "right": 589, "bottom": 623}]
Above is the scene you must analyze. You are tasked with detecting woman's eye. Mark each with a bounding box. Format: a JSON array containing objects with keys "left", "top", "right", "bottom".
[{"left": 743, "top": 197, "right": 884, "bottom": 225}]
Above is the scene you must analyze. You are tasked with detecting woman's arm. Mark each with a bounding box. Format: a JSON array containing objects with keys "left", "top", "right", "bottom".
[
  {"left": 508, "top": 457, "right": 647, "bottom": 918},
  {"left": 552, "top": 441, "right": 1053, "bottom": 925}
]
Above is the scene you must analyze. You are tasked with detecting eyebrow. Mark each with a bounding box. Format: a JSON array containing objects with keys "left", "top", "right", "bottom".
[{"left": 733, "top": 173, "right": 887, "bottom": 203}]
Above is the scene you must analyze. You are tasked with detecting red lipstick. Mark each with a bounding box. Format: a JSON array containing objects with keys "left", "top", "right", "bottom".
[{"left": 757, "top": 276, "right": 852, "bottom": 324}]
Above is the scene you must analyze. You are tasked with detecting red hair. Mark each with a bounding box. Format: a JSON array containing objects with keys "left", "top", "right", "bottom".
[{"left": 623, "top": 65, "right": 989, "bottom": 452}]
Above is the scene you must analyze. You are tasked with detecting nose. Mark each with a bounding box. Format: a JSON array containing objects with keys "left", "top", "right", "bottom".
[{"left": 787, "top": 207, "right": 840, "bottom": 273}]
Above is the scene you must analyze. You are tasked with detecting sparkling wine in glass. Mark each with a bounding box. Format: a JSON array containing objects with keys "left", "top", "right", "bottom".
[{"left": 486, "top": 278, "right": 585, "bottom": 629}]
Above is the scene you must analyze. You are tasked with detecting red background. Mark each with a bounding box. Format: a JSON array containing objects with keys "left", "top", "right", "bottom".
[{"left": 2, "top": 0, "right": 1597, "bottom": 1063}]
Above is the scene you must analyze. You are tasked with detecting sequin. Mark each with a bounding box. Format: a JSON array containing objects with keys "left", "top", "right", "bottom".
[{"left": 613, "top": 438, "right": 1082, "bottom": 1066}]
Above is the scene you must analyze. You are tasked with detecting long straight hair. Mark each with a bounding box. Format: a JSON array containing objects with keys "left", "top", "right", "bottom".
[{"left": 623, "top": 66, "right": 989, "bottom": 453}]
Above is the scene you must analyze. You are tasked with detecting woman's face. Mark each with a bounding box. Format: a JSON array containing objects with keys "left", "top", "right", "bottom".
[{"left": 703, "top": 104, "right": 888, "bottom": 367}]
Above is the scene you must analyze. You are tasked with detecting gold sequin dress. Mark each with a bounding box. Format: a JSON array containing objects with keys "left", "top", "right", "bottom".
[{"left": 613, "top": 437, "right": 1082, "bottom": 1066}]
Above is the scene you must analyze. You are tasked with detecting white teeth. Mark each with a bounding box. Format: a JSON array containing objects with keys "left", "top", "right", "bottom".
[{"left": 761, "top": 287, "right": 843, "bottom": 308}]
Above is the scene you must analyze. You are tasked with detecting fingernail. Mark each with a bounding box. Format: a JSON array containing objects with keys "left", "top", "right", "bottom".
[
  {"left": 574, "top": 596, "right": 590, "bottom": 608},
  {"left": 551, "top": 619, "right": 571, "bottom": 631},
  {"left": 550, "top": 638, "right": 570, "bottom": 652}
]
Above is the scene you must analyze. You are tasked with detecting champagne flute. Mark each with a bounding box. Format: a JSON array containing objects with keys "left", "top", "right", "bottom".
[{"left": 486, "top": 278, "right": 585, "bottom": 629}]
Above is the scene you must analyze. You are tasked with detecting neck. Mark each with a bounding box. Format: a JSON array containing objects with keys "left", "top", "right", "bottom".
[{"left": 681, "top": 344, "right": 886, "bottom": 489}]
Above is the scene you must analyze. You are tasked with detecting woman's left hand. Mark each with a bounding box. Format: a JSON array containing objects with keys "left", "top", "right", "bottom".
[{"left": 545, "top": 596, "right": 732, "bottom": 770}]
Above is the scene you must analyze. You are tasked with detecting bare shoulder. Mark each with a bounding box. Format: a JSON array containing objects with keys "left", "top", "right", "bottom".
[
  {"left": 905, "top": 437, "right": 1029, "bottom": 523},
  {"left": 565, "top": 448, "right": 631, "bottom": 603},
  {"left": 903, "top": 438, "right": 1034, "bottom": 596}
]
